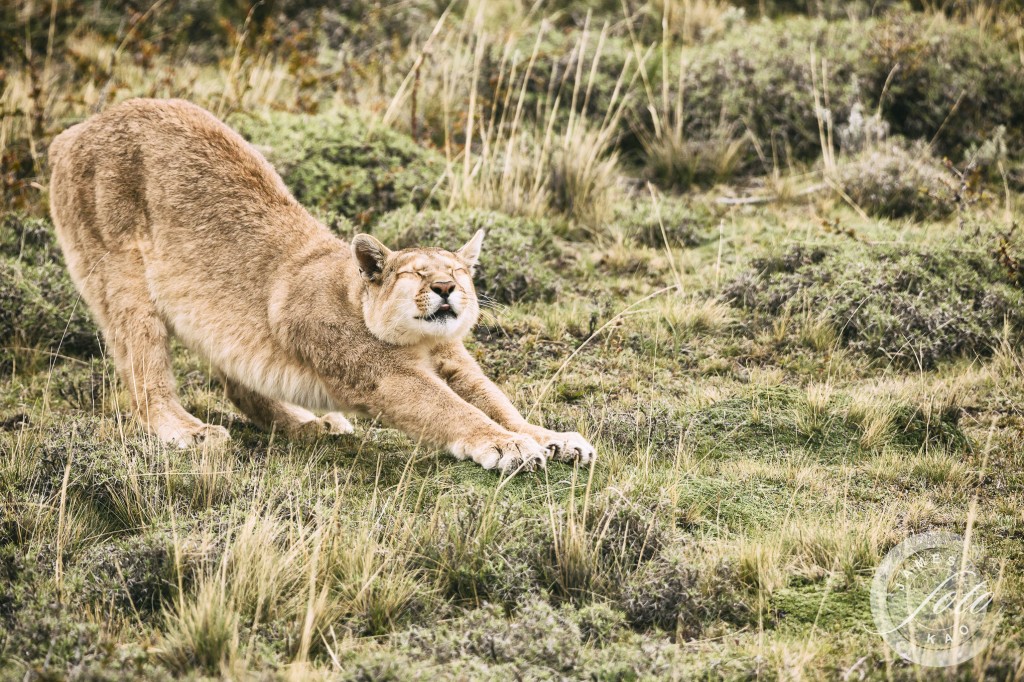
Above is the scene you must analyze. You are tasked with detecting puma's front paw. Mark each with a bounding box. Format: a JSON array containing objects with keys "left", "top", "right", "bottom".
[
  {"left": 529, "top": 429, "right": 595, "bottom": 465},
  {"left": 451, "top": 433, "right": 547, "bottom": 473}
]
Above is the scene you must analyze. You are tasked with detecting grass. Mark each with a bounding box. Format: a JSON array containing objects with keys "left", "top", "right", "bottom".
[{"left": 3, "top": 0, "right": 1024, "bottom": 680}]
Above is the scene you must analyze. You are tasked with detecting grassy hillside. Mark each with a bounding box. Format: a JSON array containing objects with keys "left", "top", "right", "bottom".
[{"left": 2, "top": 1, "right": 1024, "bottom": 679}]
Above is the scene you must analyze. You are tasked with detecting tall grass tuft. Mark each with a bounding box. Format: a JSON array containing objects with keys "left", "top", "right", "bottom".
[
  {"left": 160, "top": 573, "right": 241, "bottom": 676},
  {"left": 394, "top": 13, "right": 635, "bottom": 230}
]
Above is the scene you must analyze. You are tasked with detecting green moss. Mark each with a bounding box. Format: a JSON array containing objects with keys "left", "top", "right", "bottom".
[
  {"left": 228, "top": 109, "right": 445, "bottom": 228},
  {"left": 769, "top": 582, "right": 873, "bottom": 632},
  {"left": 683, "top": 383, "right": 966, "bottom": 465},
  {"left": 374, "top": 208, "right": 565, "bottom": 304},
  {"left": 725, "top": 242, "right": 1024, "bottom": 368},
  {"left": 683, "top": 385, "right": 859, "bottom": 461}
]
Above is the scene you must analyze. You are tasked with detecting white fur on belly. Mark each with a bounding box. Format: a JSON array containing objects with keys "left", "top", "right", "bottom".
[{"left": 155, "top": 297, "right": 336, "bottom": 411}]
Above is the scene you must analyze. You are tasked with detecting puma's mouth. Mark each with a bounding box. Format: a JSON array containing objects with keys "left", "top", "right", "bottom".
[{"left": 423, "top": 304, "right": 458, "bottom": 323}]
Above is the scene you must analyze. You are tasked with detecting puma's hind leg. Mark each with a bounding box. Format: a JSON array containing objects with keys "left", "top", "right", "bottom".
[
  {"left": 70, "top": 248, "right": 229, "bottom": 447},
  {"left": 222, "top": 377, "right": 353, "bottom": 437}
]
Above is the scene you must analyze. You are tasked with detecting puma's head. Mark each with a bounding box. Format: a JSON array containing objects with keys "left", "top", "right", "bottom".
[{"left": 351, "top": 230, "right": 483, "bottom": 346}]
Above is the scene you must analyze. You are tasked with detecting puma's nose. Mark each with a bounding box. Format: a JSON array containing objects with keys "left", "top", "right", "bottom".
[{"left": 431, "top": 281, "right": 456, "bottom": 298}]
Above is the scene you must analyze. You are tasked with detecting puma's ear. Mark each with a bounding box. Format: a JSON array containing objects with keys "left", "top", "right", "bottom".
[
  {"left": 457, "top": 229, "right": 484, "bottom": 269},
  {"left": 351, "top": 234, "right": 392, "bottom": 282}
]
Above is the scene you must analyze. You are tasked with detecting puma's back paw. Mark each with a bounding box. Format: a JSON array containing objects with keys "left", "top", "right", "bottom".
[
  {"left": 320, "top": 412, "right": 355, "bottom": 435},
  {"left": 291, "top": 413, "right": 355, "bottom": 438},
  {"left": 158, "top": 422, "right": 231, "bottom": 448}
]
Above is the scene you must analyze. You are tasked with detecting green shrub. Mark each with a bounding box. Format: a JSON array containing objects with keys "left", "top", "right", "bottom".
[
  {"left": 646, "top": 14, "right": 1024, "bottom": 174},
  {"left": 414, "top": 498, "right": 538, "bottom": 609},
  {"left": 0, "top": 548, "right": 106, "bottom": 672},
  {"left": 0, "top": 214, "right": 61, "bottom": 266},
  {"left": 76, "top": 534, "right": 177, "bottom": 614},
  {"left": 615, "top": 197, "right": 716, "bottom": 248},
  {"left": 832, "top": 140, "right": 955, "bottom": 220},
  {"left": 0, "top": 258, "right": 100, "bottom": 371},
  {"left": 679, "top": 17, "right": 867, "bottom": 170},
  {"left": 532, "top": 493, "right": 667, "bottom": 603},
  {"left": 0, "top": 217, "right": 100, "bottom": 370},
  {"left": 572, "top": 602, "right": 626, "bottom": 647},
  {"left": 725, "top": 242, "right": 1024, "bottom": 367},
  {"left": 863, "top": 12, "right": 1024, "bottom": 161},
  {"left": 229, "top": 109, "right": 445, "bottom": 228},
  {"left": 373, "top": 208, "right": 564, "bottom": 304},
  {"left": 399, "top": 600, "right": 582, "bottom": 671},
  {"left": 621, "top": 554, "right": 752, "bottom": 639}
]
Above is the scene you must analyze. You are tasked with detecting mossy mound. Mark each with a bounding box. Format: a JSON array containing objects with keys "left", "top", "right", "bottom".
[
  {"left": 685, "top": 384, "right": 965, "bottom": 460},
  {"left": 229, "top": 110, "right": 445, "bottom": 228},
  {"left": 833, "top": 141, "right": 955, "bottom": 220},
  {"left": 725, "top": 243, "right": 1024, "bottom": 367},
  {"left": 373, "top": 208, "right": 564, "bottom": 304}
]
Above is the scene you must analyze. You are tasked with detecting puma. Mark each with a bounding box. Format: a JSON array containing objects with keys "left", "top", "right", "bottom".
[{"left": 48, "top": 98, "right": 595, "bottom": 472}]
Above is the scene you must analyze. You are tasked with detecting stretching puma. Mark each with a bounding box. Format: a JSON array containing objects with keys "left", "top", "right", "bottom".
[{"left": 48, "top": 98, "right": 594, "bottom": 472}]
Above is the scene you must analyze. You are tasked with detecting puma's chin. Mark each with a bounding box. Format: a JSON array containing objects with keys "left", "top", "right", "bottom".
[
  {"left": 413, "top": 306, "right": 476, "bottom": 342},
  {"left": 364, "top": 307, "right": 477, "bottom": 346}
]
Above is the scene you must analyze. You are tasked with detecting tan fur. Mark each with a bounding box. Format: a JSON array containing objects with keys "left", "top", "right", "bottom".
[{"left": 48, "top": 98, "right": 594, "bottom": 471}]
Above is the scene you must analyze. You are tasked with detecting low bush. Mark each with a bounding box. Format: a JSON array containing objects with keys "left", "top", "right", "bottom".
[
  {"left": 863, "top": 12, "right": 1024, "bottom": 162},
  {"left": 75, "top": 533, "right": 178, "bottom": 614},
  {"left": 0, "top": 215, "right": 61, "bottom": 266},
  {"left": 661, "top": 17, "right": 868, "bottom": 171},
  {"left": 678, "top": 13, "right": 1024, "bottom": 170},
  {"left": 725, "top": 242, "right": 1024, "bottom": 368},
  {"left": 229, "top": 109, "right": 445, "bottom": 228},
  {"left": 400, "top": 600, "right": 582, "bottom": 672},
  {"left": 414, "top": 498, "right": 538, "bottom": 609},
  {"left": 0, "top": 258, "right": 99, "bottom": 371},
  {"left": 615, "top": 196, "right": 716, "bottom": 248},
  {"left": 621, "top": 554, "right": 752, "bottom": 639},
  {"left": 832, "top": 140, "right": 955, "bottom": 219},
  {"left": 621, "top": 557, "right": 702, "bottom": 636},
  {"left": 373, "top": 208, "right": 565, "bottom": 304}
]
